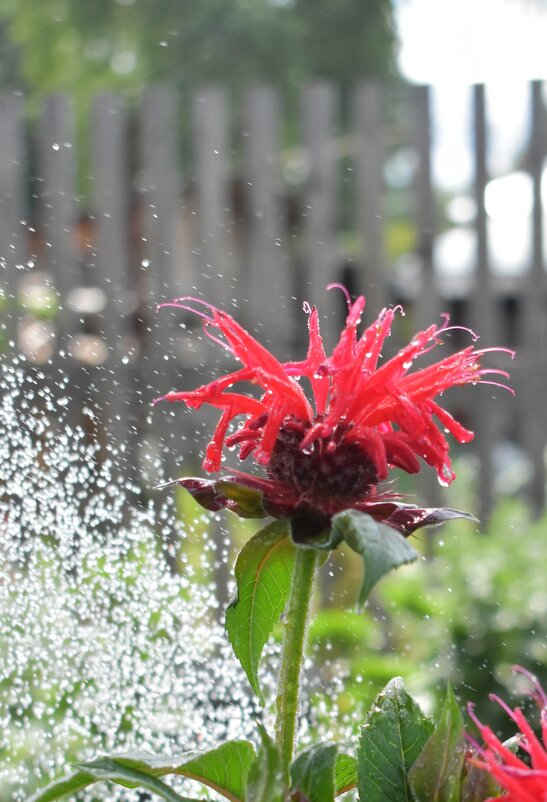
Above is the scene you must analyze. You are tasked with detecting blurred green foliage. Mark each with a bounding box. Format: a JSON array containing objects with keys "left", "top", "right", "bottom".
[
  {"left": 3, "top": 488, "right": 546, "bottom": 799},
  {"left": 308, "top": 497, "right": 547, "bottom": 739},
  {"left": 0, "top": 0, "right": 400, "bottom": 207},
  {"left": 0, "top": 0, "right": 396, "bottom": 111},
  {"left": 170, "top": 484, "right": 547, "bottom": 741}
]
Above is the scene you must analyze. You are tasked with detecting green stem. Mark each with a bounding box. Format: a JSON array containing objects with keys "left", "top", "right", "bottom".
[{"left": 275, "top": 545, "right": 318, "bottom": 784}]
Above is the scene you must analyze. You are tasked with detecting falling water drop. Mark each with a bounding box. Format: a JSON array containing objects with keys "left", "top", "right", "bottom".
[{"left": 0, "top": 362, "right": 264, "bottom": 801}]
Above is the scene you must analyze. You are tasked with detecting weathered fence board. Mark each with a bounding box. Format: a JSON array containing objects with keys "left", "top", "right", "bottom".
[
  {"left": 38, "top": 94, "right": 79, "bottom": 351},
  {"left": 138, "top": 87, "right": 183, "bottom": 481},
  {"left": 90, "top": 92, "right": 133, "bottom": 460},
  {"left": 413, "top": 85, "right": 440, "bottom": 325},
  {"left": 192, "top": 86, "right": 233, "bottom": 309},
  {"left": 471, "top": 83, "right": 495, "bottom": 522},
  {"left": 36, "top": 94, "right": 83, "bottom": 437},
  {"left": 522, "top": 80, "right": 547, "bottom": 513},
  {"left": 0, "top": 95, "right": 27, "bottom": 345},
  {"left": 191, "top": 86, "right": 234, "bottom": 600},
  {"left": 242, "top": 87, "right": 292, "bottom": 346},
  {"left": 354, "top": 81, "right": 387, "bottom": 315},
  {"left": 300, "top": 82, "right": 339, "bottom": 331},
  {"left": 411, "top": 85, "right": 444, "bottom": 513}
]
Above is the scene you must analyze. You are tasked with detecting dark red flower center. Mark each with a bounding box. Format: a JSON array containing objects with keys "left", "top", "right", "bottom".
[{"left": 266, "top": 417, "right": 378, "bottom": 501}]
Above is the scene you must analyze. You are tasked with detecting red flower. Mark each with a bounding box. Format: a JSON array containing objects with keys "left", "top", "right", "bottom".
[
  {"left": 467, "top": 666, "right": 547, "bottom": 802},
  {"left": 156, "top": 287, "right": 511, "bottom": 538}
]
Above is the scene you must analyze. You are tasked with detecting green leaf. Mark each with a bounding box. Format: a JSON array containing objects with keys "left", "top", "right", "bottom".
[
  {"left": 173, "top": 741, "right": 256, "bottom": 802},
  {"left": 357, "top": 676, "right": 434, "bottom": 802},
  {"left": 408, "top": 684, "right": 467, "bottom": 802},
  {"left": 225, "top": 519, "right": 297, "bottom": 703},
  {"left": 247, "top": 723, "right": 284, "bottom": 802},
  {"left": 334, "top": 753, "right": 357, "bottom": 796},
  {"left": 331, "top": 510, "right": 419, "bottom": 607},
  {"left": 291, "top": 742, "right": 338, "bottom": 802},
  {"left": 27, "top": 769, "right": 96, "bottom": 802},
  {"left": 77, "top": 758, "right": 200, "bottom": 801},
  {"left": 28, "top": 742, "right": 255, "bottom": 802}
]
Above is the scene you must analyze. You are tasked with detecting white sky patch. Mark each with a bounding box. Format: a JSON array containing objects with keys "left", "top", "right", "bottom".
[
  {"left": 395, "top": 0, "right": 547, "bottom": 277},
  {"left": 396, "top": 0, "right": 547, "bottom": 85},
  {"left": 395, "top": 0, "right": 547, "bottom": 190}
]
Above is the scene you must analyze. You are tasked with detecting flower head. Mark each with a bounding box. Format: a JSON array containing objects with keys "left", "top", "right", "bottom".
[
  {"left": 156, "top": 287, "right": 511, "bottom": 538},
  {"left": 467, "top": 666, "right": 547, "bottom": 802}
]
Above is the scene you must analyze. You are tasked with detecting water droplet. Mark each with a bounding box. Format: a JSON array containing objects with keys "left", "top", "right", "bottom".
[{"left": 0, "top": 363, "right": 265, "bottom": 799}]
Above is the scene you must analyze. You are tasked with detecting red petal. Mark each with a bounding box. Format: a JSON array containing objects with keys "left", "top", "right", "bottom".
[
  {"left": 204, "top": 407, "right": 234, "bottom": 472},
  {"left": 428, "top": 400, "right": 474, "bottom": 443},
  {"left": 383, "top": 432, "right": 421, "bottom": 474}
]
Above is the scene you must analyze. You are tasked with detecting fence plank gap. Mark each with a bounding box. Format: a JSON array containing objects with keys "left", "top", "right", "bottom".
[{"left": 470, "top": 83, "right": 496, "bottom": 524}]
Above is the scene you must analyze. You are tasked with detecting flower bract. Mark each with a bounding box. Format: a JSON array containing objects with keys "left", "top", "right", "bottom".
[{"left": 156, "top": 288, "right": 511, "bottom": 538}]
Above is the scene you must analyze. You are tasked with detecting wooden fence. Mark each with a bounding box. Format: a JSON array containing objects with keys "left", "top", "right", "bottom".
[{"left": 0, "top": 81, "right": 545, "bottom": 522}]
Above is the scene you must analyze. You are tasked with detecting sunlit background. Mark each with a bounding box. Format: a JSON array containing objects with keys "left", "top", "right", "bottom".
[{"left": 399, "top": 0, "right": 547, "bottom": 280}]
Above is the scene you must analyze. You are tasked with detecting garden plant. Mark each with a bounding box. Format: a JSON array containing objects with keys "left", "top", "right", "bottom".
[{"left": 29, "top": 287, "right": 547, "bottom": 802}]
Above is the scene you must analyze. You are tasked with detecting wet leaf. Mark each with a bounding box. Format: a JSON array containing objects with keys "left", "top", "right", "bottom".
[
  {"left": 225, "top": 519, "right": 297, "bottom": 703},
  {"left": 90, "top": 743, "right": 256, "bottom": 802},
  {"left": 172, "top": 741, "right": 256, "bottom": 801},
  {"left": 357, "top": 676, "right": 433, "bottom": 802},
  {"left": 291, "top": 742, "right": 338, "bottom": 802},
  {"left": 76, "top": 758, "right": 200, "bottom": 801},
  {"left": 334, "top": 753, "right": 357, "bottom": 796},
  {"left": 408, "top": 684, "right": 467, "bottom": 802},
  {"left": 27, "top": 763, "right": 198, "bottom": 802},
  {"left": 247, "top": 723, "right": 284, "bottom": 802},
  {"left": 27, "top": 770, "right": 96, "bottom": 802},
  {"left": 332, "top": 510, "right": 419, "bottom": 607},
  {"left": 28, "top": 742, "right": 256, "bottom": 802}
]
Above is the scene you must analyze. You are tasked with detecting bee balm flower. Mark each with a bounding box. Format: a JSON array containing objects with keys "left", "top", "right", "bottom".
[
  {"left": 467, "top": 666, "right": 547, "bottom": 802},
  {"left": 156, "top": 288, "right": 511, "bottom": 540}
]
